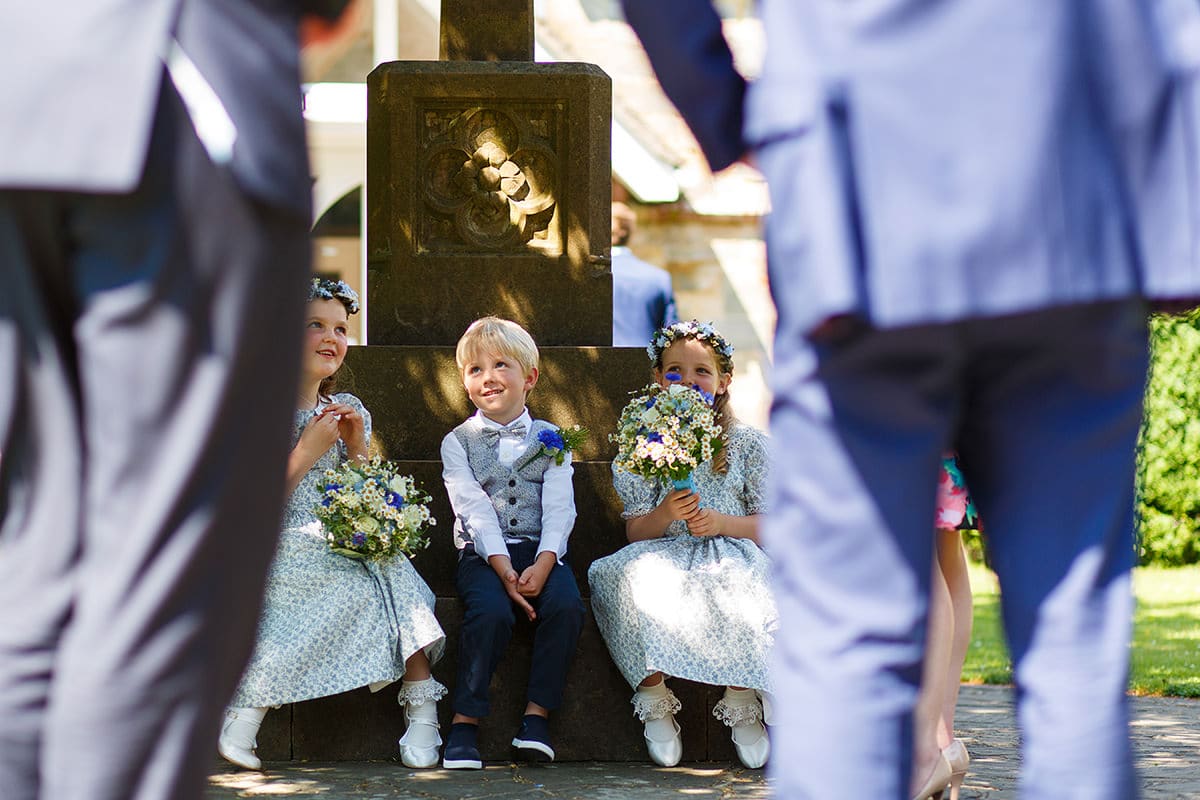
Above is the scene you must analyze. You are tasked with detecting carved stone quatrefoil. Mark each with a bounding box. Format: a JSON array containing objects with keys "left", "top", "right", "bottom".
[{"left": 423, "top": 108, "right": 557, "bottom": 251}]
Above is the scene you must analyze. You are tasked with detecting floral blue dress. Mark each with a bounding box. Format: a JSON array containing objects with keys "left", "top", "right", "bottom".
[
  {"left": 588, "top": 423, "right": 776, "bottom": 693},
  {"left": 231, "top": 393, "right": 445, "bottom": 708}
]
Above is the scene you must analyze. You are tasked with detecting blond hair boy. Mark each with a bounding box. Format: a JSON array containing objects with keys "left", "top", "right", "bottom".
[{"left": 439, "top": 317, "right": 584, "bottom": 768}]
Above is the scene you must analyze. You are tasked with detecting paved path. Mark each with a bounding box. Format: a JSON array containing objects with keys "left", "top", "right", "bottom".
[
  {"left": 207, "top": 686, "right": 1200, "bottom": 798},
  {"left": 956, "top": 686, "right": 1200, "bottom": 799}
]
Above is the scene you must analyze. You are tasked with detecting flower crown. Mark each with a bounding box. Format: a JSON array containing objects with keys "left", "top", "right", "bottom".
[
  {"left": 309, "top": 276, "right": 360, "bottom": 315},
  {"left": 647, "top": 320, "right": 735, "bottom": 365}
]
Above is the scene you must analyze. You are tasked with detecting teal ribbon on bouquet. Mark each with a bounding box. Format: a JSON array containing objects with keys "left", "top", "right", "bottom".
[{"left": 672, "top": 474, "right": 696, "bottom": 493}]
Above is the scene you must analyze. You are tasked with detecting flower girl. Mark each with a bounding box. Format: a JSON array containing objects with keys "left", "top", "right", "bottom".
[
  {"left": 588, "top": 320, "right": 775, "bottom": 768},
  {"left": 218, "top": 278, "right": 446, "bottom": 770}
]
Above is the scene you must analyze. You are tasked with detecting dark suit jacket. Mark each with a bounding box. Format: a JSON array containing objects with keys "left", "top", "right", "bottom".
[{"left": 0, "top": 0, "right": 348, "bottom": 215}]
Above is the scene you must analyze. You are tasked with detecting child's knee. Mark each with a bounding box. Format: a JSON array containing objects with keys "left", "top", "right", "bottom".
[
  {"left": 465, "top": 601, "right": 516, "bottom": 634},
  {"left": 537, "top": 591, "right": 585, "bottom": 625}
]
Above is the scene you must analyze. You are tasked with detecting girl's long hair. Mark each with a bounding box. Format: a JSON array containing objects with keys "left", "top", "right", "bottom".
[
  {"left": 710, "top": 387, "right": 734, "bottom": 475},
  {"left": 318, "top": 371, "right": 339, "bottom": 403}
]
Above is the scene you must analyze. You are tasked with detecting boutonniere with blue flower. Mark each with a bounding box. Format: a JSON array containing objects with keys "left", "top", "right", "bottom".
[{"left": 537, "top": 424, "right": 588, "bottom": 466}]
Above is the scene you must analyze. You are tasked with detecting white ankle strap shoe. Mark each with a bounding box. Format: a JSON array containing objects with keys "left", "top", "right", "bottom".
[
  {"left": 218, "top": 707, "right": 267, "bottom": 771},
  {"left": 714, "top": 688, "right": 770, "bottom": 769},
  {"left": 643, "top": 715, "right": 683, "bottom": 767},
  {"left": 398, "top": 696, "right": 443, "bottom": 769},
  {"left": 729, "top": 719, "right": 770, "bottom": 769},
  {"left": 633, "top": 684, "right": 683, "bottom": 767}
]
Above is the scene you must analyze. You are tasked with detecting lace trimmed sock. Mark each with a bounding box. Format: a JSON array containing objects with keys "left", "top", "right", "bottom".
[
  {"left": 713, "top": 686, "right": 764, "bottom": 727},
  {"left": 633, "top": 680, "right": 682, "bottom": 742},
  {"left": 397, "top": 678, "right": 447, "bottom": 751},
  {"left": 397, "top": 677, "right": 448, "bottom": 708}
]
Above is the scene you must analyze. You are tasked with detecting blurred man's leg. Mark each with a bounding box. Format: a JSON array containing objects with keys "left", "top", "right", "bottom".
[
  {"left": 0, "top": 192, "right": 87, "bottom": 800},
  {"left": 25, "top": 88, "right": 309, "bottom": 800},
  {"left": 764, "top": 320, "right": 959, "bottom": 798},
  {"left": 959, "top": 300, "right": 1145, "bottom": 800}
]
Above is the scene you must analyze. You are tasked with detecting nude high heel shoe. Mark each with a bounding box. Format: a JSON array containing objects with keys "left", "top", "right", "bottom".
[
  {"left": 910, "top": 750, "right": 952, "bottom": 800},
  {"left": 942, "top": 739, "right": 969, "bottom": 800}
]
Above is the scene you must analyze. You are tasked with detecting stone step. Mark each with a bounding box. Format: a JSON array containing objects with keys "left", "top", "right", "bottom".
[{"left": 254, "top": 600, "right": 741, "bottom": 763}]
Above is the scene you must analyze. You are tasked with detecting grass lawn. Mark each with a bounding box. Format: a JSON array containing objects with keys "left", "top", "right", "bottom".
[{"left": 961, "top": 563, "right": 1200, "bottom": 697}]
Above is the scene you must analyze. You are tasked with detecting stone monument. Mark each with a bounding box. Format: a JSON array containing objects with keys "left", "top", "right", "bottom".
[{"left": 256, "top": 0, "right": 743, "bottom": 763}]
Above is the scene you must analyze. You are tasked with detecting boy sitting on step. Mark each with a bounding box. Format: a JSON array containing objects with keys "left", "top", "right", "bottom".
[{"left": 439, "top": 316, "right": 585, "bottom": 769}]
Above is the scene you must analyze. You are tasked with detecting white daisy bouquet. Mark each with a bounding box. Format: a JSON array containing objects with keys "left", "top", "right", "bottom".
[
  {"left": 315, "top": 456, "right": 435, "bottom": 562},
  {"left": 610, "top": 382, "right": 723, "bottom": 491}
]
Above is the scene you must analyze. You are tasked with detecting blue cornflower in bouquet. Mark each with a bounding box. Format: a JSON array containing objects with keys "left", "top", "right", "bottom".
[
  {"left": 536, "top": 424, "right": 588, "bottom": 466},
  {"left": 610, "top": 381, "right": 723, "bottom": 493},
  {"left": 314, "top": 456, "right": 435, "bottom": 562},
  {"left": 663, "top": 370, "right": 714, "bottom": 405}
]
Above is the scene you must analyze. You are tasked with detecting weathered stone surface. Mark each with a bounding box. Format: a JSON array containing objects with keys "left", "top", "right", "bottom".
[
  {"left": 209, "top": 761, "right": 771, "bottom": 798},
  {"left": 255, "top": 705, "right": 292, "bottom": 760},
  {"left": 440, "top": 0, "right": 533, "bottom": 62},
  {"left": 366, "top": 62, "right": 613, "bottom": 346}
]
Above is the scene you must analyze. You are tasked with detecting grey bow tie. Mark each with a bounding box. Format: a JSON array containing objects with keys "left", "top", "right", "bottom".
[{"left": 482, "top": 422, "right": 527, "bottom": 444}]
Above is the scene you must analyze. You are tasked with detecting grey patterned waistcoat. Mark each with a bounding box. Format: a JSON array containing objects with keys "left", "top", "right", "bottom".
[{"left": 453, "top": 418, "right": 559, "bottom": 549}]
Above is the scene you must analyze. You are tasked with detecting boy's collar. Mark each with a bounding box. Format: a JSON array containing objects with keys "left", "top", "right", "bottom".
[{"left": 473, "top": 408, "right": 531, "bottom": 429}]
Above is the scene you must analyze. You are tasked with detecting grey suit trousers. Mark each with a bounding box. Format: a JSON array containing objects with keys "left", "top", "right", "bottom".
[
  {"left": 0, "top": 86, "right": 310, "bottom": 800},
  {"left": 764, "top": 300, "right": 1146, "bottom": 799}
]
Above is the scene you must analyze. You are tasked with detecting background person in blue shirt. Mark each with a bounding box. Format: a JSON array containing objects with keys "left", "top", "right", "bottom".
[{"left": 611, "top": 201, "right": 679, "bottom": 347}]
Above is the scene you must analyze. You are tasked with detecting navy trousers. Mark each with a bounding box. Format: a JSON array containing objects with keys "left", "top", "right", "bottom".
[
  {"left": 765, "top": 300, "right": 1146, "bottom": 799},
  {"left": 453, "top": 541, "right": 584, "bottom": 718}
]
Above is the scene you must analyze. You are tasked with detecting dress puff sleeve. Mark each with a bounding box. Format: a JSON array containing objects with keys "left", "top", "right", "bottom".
[
  {"left": 730, "top": 423, "right": 769, "bottom": 516},
  {"left": 611, "top": 460, "right": 662, "bottom": 519}
]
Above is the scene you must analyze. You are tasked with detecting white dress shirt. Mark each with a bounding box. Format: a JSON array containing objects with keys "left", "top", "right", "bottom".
[{"left": 440, "top": 408, "right": 576, "bottom": 563}]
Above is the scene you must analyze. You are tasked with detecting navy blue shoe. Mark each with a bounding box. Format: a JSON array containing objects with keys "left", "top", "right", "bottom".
[
  {"left": 442, "top": 722, "right": 483, "bottom": 769},
  {"left": 511, "top": 714, "right": 555, "bottom": 762}
]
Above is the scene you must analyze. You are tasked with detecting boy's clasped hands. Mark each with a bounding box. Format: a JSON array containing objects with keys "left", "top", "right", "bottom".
[{"left": 488, "top": 551, "right": 557, "bottom": 621}]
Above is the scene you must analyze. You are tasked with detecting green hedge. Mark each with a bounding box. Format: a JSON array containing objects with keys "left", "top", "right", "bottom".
[{"left": 1137, "top": 309, "right": 1200, "bottom": 565}]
